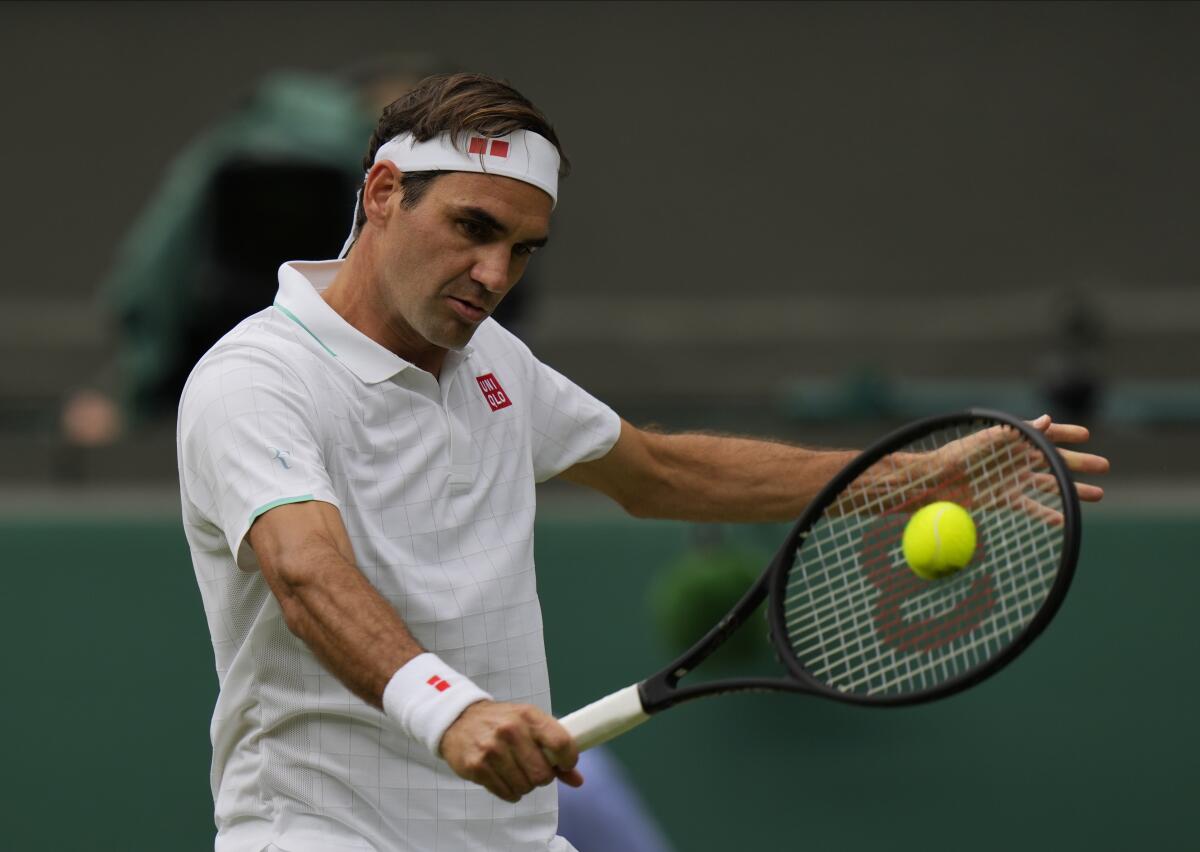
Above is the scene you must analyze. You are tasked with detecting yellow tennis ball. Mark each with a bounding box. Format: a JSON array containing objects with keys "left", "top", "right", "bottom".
[{"left": 902, "top": 502, "right": 977, "bottom": 580}]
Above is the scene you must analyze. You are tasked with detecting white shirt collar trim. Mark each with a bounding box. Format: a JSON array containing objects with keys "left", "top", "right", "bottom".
[{"left": 274, "top": 259, "right": 472, "bottom": 384}]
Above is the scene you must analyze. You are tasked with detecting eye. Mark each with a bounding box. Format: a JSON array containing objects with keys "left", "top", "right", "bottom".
[
  {"left": 513, "top": 244, "right": 539, "bottom": 258},
  {"left": 458, "top": 219, "right": 489, "bottom": 240}
]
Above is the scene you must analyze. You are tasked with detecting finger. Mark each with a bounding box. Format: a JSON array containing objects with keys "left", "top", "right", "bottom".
[
  {"left": 1043, "top": 422, "right": 1091, "bottom": 444},
  {"left": 977, "top": 471, "right": 1060, "bottom": 524},
  {"left": 480, "top": 715, "right": 541, "bottom": 799},
  {"left": 508, "top": 729, "right": 558, "bottom": 791},
  {"left": 555, "top": 767, "right": 585, "bottom": 788},
  {"left": 1012, "top": 492, "right": 1064, "bottom": 526},
  {"left": 485, "top": 746, "right": 535, "bottom": 801},
  {"left": 533, "top": 716, "right": 584, "bottom": 786},
  {"left": 532, "top": 715, "right": 579, "bottom": 776},
  {"left": 1057, "top": 448, "right": 1111, "bottom": 475},
  {"left": 1030, "top": 471, "right": 1063, "bottom": 496},
  {"left": 1022, "top": 495, "right": 1063, "bottom": 526},
  {"left": 1029, "top": 471, "right": 1104, "bottom": 504},
  {"left": 1029, "top": 414, "right": 1052, "bottom": 431},
  {"left": 475, "top": 765, "right": 519, "bottom": 803}
]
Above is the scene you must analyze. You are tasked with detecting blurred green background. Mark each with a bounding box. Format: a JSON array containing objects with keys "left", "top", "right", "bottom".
[{"left": 5, "top": 501, "right": 1195, "bottom": 851}]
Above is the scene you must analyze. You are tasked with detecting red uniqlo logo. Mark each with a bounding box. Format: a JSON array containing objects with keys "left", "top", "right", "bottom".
[
  {"left": 426, "top": 675, "right": 451, "bottom": 692},
  {"left": 467, "top": 137, "right": 509, "bottom": 158},
  {"left": 476, "top": 373, "right": 512, "bottom": 411}
]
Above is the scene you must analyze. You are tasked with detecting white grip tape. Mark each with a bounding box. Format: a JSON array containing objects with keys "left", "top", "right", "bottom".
[{"left": 558, "top": 684, "right": 650, "bottom": 752}]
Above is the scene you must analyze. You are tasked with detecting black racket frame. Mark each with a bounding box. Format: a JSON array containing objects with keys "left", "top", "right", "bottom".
[{"left": 637, "top": 409, "right": 1081, "bottom": 714}]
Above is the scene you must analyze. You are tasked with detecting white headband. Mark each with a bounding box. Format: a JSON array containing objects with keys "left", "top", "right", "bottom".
[{"left": 338, "top": 129, "right": 560, "bottom": 257}]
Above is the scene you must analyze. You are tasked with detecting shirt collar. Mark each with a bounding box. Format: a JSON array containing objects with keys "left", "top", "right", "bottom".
[{"left": 274, "top": 259, "right": 473, "bottom": 385}]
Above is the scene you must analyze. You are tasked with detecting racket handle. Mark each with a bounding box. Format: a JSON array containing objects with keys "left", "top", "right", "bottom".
[{"left": 558, "top": 684, "right": 650, "bottom": 751}]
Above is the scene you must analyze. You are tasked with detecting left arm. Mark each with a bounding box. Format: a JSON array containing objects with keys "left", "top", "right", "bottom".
[
  {"left": 560, "top": 419, "right": 855, "bottom": 522},
  {"left": 559, "top": 416, "right": 1109, "bottom": 522}
]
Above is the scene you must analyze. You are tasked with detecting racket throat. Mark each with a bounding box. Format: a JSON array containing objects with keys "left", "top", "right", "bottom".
[{"left": 656, "top": 567, "right": 774, "bottom": 692}]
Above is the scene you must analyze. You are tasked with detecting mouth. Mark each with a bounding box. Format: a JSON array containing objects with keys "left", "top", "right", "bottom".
[{"left": 445, "top": 295, "right": 489, "bottom": 324}]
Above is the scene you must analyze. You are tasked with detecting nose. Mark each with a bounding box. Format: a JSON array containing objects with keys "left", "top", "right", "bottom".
[{"left": 470, "top": 246, "right": 513, "bottom": 296}]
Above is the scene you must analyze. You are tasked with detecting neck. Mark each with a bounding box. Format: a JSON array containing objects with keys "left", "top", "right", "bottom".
[{"left": 322, "top": 238, "right": 448, "bottom": 377}]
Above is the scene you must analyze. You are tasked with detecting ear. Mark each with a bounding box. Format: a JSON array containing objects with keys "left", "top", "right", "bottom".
[{"left": 362, "top": 161, "right": 405, "bottom": 226}]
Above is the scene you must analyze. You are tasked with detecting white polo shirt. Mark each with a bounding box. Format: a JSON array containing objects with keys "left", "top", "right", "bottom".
[{"left": 177, "top": 259, "right": 621, "bottom": 852}]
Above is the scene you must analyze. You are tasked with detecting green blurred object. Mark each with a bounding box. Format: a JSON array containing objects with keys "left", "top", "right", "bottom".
[
  {"left": 649, "top": 539, "right": 768, "bottom": 665},
  {"left": 102, "top": 72, "right": 374, "bottom": 423}
]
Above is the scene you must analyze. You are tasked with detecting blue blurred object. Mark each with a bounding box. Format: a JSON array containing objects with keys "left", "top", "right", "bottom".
[{"left": 558, "top": 747, "right": 675, "bottom": 852}]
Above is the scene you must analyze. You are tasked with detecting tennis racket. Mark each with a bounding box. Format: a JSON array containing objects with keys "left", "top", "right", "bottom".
[{"left": 557, "top": 409, "right": 1081, "bottom": 750}]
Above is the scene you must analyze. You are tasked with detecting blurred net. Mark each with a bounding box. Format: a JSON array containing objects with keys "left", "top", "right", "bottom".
[{"left": 783, "top": 418, "right": 1066, "bottom": 699}]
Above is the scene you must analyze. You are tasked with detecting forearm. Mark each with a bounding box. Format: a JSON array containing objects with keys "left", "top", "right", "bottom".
[
  {"left": 564, "top": 421, "right": 858, "bottom": 523},
  {"left": 245, "top": 502, "right": 570, "bottom": 802},
  {"left": 633, "top": 431, "right": 856, "bottom": 522},
  {"left": 255, "top": 529, "right": 424, "bottom": 709}
]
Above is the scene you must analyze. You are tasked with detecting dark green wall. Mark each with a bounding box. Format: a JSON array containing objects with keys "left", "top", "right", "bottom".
[{"left": 4, "top": 510, "right": 1196, "bottom": 851}]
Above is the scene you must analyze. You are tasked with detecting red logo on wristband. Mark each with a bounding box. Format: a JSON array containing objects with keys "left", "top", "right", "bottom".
[{"left": 426, "top": 675, "right": 451, "bottom": 692}]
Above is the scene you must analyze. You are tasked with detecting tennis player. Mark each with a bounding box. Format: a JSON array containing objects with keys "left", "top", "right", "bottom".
[{"left": 177, "top": 73, "right": 1109, "bottom": 852}]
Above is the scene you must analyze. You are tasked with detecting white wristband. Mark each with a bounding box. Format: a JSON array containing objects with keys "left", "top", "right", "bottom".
[{"left": 382, "top": 653, "right": 492, "bottom": 756}]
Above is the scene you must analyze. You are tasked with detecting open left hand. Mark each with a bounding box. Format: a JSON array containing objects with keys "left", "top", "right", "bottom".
[{"left": 1028, "top": 413, "right": 1109, "bottom": 503}]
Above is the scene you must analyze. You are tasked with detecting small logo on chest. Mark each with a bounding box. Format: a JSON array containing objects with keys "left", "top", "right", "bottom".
[{"left": 475, "top": 373, "right": 512, "bottom": 412}]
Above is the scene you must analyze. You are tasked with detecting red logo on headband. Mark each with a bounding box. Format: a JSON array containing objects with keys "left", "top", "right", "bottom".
[{"left": 468, "top": 137, "right": 509, "bottom": 159}]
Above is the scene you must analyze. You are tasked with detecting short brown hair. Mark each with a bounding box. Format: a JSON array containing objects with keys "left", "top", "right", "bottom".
[{"left": 352, "top": 73, "right": 569, "bottom": 233}]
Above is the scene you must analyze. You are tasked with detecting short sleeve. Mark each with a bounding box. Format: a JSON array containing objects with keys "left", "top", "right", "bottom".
[
  {"left": 178, "top": 344, "right": 340, "bottom": 570},
  {"left": 528, "top": 357, "right": 621, "bottom": 482}
]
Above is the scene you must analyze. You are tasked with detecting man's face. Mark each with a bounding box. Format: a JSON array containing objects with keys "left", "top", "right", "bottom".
[{"left": 367, "top": 169, "right": 552, "bottom": 353}]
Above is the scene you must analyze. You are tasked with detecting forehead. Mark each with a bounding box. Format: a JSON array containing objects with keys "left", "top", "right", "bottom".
[{"left": 426, "top": 171, "right": 553, "bottom": 229}]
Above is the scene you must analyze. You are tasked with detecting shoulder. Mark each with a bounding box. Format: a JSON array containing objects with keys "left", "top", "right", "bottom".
[
  {"left": 179, "top": 307, "right": 328, "bottom": 424},
  {"left": 469, "top": 318, "right": 547, "bottom": 383},
  {"left": 471, "top": 317, "right": 534, "bottom": 361},
  {"left": 468, "top": 321, "right": 565, "bottom": 413}
]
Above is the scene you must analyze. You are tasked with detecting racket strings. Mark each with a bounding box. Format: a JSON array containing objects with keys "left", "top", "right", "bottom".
[
  {"left": 816, "top": 424, "right": 1060, "bottom": 686},
  {"left": 811, "top": 427, "right": 1056, "bottom": 672},
  {"left": 796, "top": 548, "right": 1059, "bottom": 691},
  {"left": 782, "top": 430, "right": 1047, "bottom": 607},
  {"left": 782, "top": 421, "right": 1065, "bottom": 698}
]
